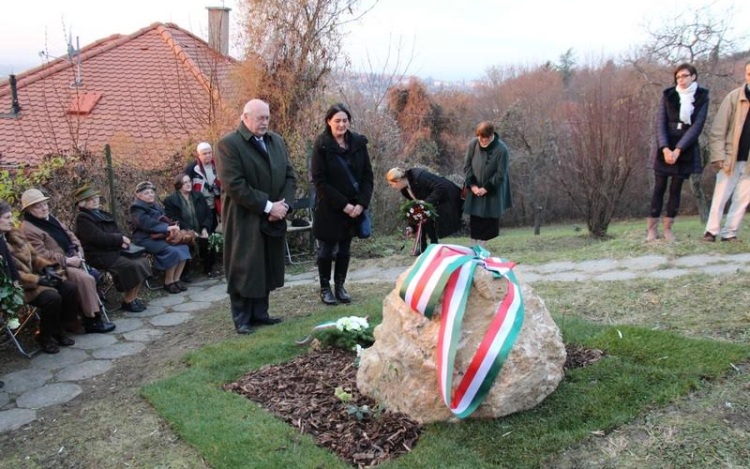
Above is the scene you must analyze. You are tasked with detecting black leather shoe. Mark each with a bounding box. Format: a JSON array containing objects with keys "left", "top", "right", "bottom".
[
  {"left": 237, "top": 324, "right": 255, "bottom": 335},
  {"left": 252, "top": 317, "right": 283, "bottom": 326},
  {"left": 320, "top": 287, "right": 337, "bottom": 305},
  {"left": 720, "top": 236, "right": 738, "bottom": 242},
  {"left": 177, "top": 281, "right": 188, "bottom": 291},
  {"left": 37, "top": 335, "right": 60, "bottom": 354},
  {"left": 164, "top": 282, "right": 181, "bottom": 294},
  {"left": 84, "top": 317, "right": 116, "bottom": 334},
  {"left": 703, "top": 232, "right": 716, "bottom": 242},
  {"left": 122, "top": 300, "right": 146, "bottom": 313},
  {"left": 53, "top": 334, "right": 75, "bottom": 347},
  {"left": 335, "top": 284, "right": 351, "bottom": 304}
]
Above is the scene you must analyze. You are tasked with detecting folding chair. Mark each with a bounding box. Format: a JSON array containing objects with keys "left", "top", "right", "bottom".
[
  {"left": 0, "top": 305, "right": 41, "bottom": 358},
  {"left": 285, "top": 197, "right": 315, "bottom": 265}
]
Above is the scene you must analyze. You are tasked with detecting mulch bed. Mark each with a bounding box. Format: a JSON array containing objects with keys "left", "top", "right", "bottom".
[
  {"left": 224, "top": 347, "right": 421, "bottom": 468},
  {"left": 564, "top": 344, "right": 605, "bottom": 369}
]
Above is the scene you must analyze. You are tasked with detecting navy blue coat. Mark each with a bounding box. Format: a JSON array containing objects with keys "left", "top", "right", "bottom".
[{"left": 653, "top": 86, "right": 709, "bottom": 177}]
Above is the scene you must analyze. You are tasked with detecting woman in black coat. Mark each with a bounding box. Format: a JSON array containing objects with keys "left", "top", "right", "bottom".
[
  {"left": 164, "top": 174, "right": 216, "bottom": 277},
  {"left": 648, "top": 63, "right": 709, "bottom": 242},
  {"left": 74, "top": 186, "right": 151, "bottom": 312},
  {"left": 386, "top": 167, "right": 463, "bottom": 248},
  {"left": 311, "top": 103, "right": 374, "bottom": 305}
]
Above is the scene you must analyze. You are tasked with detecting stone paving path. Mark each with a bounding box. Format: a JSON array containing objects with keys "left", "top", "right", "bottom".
[{"left": 3, "top": 252, "right": 750, "bottom": 432}]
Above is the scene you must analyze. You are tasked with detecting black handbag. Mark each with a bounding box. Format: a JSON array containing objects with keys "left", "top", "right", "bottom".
[
  {"left": 333, "top": 154, "right": 371, "bottom": 239},
  {"left": 121, "top": 244, "right": 146, "bottom": 259}
]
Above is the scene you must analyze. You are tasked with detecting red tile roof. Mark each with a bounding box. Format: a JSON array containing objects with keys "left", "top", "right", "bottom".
[{"left": 0, "top": 22, "right": 238, "bottom": 169}]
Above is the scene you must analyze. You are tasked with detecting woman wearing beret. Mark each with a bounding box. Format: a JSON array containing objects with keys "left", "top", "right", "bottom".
[
  {"left": 129, "top": 181, "right": 191, "bottom": 294},
  {"left": 74, "top": 185, "right": 151, "bottom": 312}
]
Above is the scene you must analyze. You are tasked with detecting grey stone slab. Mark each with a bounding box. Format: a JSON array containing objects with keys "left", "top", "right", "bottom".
[
  {"left": 16, "top": 383, "right": 82, "bottom": 409},
  {"left": 203, "top": 284, "right": 232, "bottom": 296},
  {"left": 1, "top": 369, "right": 53, "bottom": 394},
  {"left": 673, "top": 254, "right": 725, "bottom": 267},
  {"left": 543, "top": 272, "right": 591, "bottom": 282},
  {"left": 189, "top": 289, "right": 228, "bottom": 303},
  {"left": 190, "top": 279, "right": 221, "bottom": 287},
  {"left": 92, "top": 342, "right": 146, "bottom": 359},
  {"left": 70, "top": 334, "right": 118, "bottom": 350},
  {"left": 536, "top": 261, "right": 578, "bottom": 274},
  {"left": 56, "top": 360, "right": 113, "bottom": 382},
  {"left": 171, "top": 301, "right": 211, "bottom": 312},
  {"left": 0, "top": 409, "right": 36, "bottom": 433},
  {"left": 181, "top": 287, "right": 206, "bottom": 298},
  {"left": 517, "top": 272, "right": 543, "bottom": 283},
  {"left": 575, "top": 259, "right": 619, "bottom": 273},
  {"left": 591, "top": 271, "right": 639, "bottom": 282},
  {"left": 147, "top": 295, "right": 187, "bottom": 308},
  {"left": 723, "top": 253, "right": 750, "bottom": 263},
  {"left": 149, "top": 313, "right": 193, "bottom": 327},
  {"left": 646, "top": 269, "right": 691, "bottom": 280},
  {"left": 0, "top": 393, "right": 9, "bottom": 408},
  {"left": 111, "top": 318, "right": 144, "bottom": 334},
  {"left": 124, "top": 305, "right": 166, "bottom": 318},
  {"left": 31, "top": 348, "right": 89, "bottom": 371},
  {"left": 123, "top": 328, "right": 165, "bottom": 342},
  {"left": 703, "top": 264, "right": 747, "bottom": 276},
  {"left": 625, "top": 255, "right": 669, "bottom": 271}
]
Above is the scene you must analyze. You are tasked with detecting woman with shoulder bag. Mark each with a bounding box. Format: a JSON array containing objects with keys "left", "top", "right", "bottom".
[
  {"left": 311, "top": 103, "right": 374, "bottom": 305},
  {"left": 129, "top": 181, "right": 191, "bottom": 294},
  {"left": 74, "top": 185, "right": 151, "bottom": 312}
]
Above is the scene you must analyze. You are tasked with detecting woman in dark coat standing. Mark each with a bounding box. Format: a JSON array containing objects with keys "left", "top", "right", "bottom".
[
  {"left": 164, "top": 173, "right": 216, "bottom": 277},
  {"left": 386, "top": 167, "right": 463, "bottom": 248},
  {"left": 463, "top": 121, "right": 512, "bottom": 247},
  {"left": 647, "top": 63, "right": 709, "bottom": 242},
  {"left": 74, "top": 185, "right": 151, "bottom": 313},
  {"left": 311, "top": 103, "right": 374, "bottom": 305}
]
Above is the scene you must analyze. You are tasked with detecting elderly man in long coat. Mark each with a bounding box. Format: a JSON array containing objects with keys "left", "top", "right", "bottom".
[{"left": 216, "top": 99, "right": 297, "bottom": 334}]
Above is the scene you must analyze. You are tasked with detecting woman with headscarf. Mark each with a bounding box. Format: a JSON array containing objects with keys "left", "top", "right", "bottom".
[
  {"left": 20, "top": 188, "right": 115, "bottom": 334},
  {"left": 647, "top": 63, "right": 709, "bottom": 242},
  {"left": 462, "top": 121, "right": 512, "bottom": 247},
  {"left": 129, "top": 181, "right": 191, "bottom": 294},
  {"left": 311, "top": 103, "right": 374, "bottom": 305},
  {"left": 1, "top": 200, "right": 77, "bottom": 353},
  {"left": 74, "top": 185, "right": 151, "bottom": 313}
]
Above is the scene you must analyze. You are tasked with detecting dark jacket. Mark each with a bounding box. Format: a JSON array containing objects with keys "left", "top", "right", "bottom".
[
  {"left": 216, "top": 123, "right": 297, "bottom": 298},
  {"left": 463, "top": 134, "right": 512, "bottom": 218},
  {"left": 311, "top": 130, "right": 374, "bottom": 242},
  {"left": 163, "top": 190, "right": 213, "bottom": 233},
  {"left": 74, "top": 208, "right": 126, "bottom": 270},
  {"left": 185, "top": 160, "right": 222, "bottom": 214},
  {"left": 129, "top": 198, "right": 172, "bottom": 254},
  {"left": 653, "top": 85, "right": 709, "bottom": 176},
  {"left": 402, "top": 168, "right": 463, "bottom": 238}
]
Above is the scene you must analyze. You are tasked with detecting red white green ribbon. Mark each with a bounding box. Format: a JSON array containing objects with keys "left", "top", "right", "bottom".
[{"left": 399, "top": 243, "right": 524, "bottom": 419}]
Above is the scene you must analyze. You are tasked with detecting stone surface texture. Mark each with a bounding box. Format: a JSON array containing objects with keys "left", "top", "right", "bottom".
[
  {"left": 357, "top": 264, "right": 566, "bottom": 424},
  {"left": 16, "top": 383, "right": 82, "bottom": 409}
]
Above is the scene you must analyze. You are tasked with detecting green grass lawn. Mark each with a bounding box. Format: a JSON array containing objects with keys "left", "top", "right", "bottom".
[{"left": 142, "top": 289, "right": 750, "bottom": 469}]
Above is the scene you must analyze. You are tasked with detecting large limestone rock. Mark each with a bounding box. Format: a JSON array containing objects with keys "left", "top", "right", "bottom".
[{"left": 357, "top": 263, "right": 566, "bottom": 423}]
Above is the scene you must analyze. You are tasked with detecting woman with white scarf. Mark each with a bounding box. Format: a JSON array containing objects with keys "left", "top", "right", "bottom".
[{"left": 647, "top": 63, "right": 709, "bottom": 242}]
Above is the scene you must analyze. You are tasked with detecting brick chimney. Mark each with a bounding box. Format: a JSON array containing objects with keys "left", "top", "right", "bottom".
[{"left": 207, "top": 6, "right": 231, "bottom": 55}]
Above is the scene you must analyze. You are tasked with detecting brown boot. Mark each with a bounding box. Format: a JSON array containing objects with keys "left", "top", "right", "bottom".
[
  {"left": 663, "top": 217, "right": 676, "bottom": 242},
  {"left": 646, "top": 217, "right": 659, "bottom": 242}
]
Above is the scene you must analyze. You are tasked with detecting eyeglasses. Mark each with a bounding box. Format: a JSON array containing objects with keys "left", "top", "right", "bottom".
[{"left": 676, "top": 73, "right": 692, "bottom": 79}]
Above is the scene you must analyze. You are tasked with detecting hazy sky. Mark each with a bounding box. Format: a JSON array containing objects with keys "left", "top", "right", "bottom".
[{"left": 0, "top": 0, "right": 746, "bottom": 81}]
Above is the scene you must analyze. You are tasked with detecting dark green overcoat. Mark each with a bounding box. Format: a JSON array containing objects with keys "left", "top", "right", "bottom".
[
  {"left": 216, "top": 122, "right": 296, "bottom": 298},
  {"left": 463, "top": 133, "right": 512, "bottom": 218}
]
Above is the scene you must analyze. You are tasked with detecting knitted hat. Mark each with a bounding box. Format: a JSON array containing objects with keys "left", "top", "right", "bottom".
[
  {"left": 20, "top": 188, "right": 50, "bottom": 211},
  {"left": 135, "top": 181, "right": 156, "bottom": 193},
  {"left": 74, "top": 185, "right": 100, "bottom": 204}
]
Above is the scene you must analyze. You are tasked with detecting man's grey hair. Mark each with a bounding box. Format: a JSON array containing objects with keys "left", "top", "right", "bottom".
[{"left": 242, "top": 99, "right": 269, "bottom": 116}]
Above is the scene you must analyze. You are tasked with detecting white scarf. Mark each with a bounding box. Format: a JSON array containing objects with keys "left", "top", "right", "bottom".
[{"left": 677, "top": 81, "right": 698, "bottom": 125}]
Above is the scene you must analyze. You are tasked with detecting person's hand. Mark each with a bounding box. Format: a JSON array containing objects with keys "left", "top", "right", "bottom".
[
  {"left": 711, "top": 160, "right": 723, "bottom": 171},
  {"left": 65, "top": 256, "right": 81, "bottom": 268},
  {"left": 672, "top": 148, "right": 681, "bottom": 161},
  {"left": 471, "top": 185, "right": 481, "bottom": 196},
  {"left": 343, "top": 204, "right": 355, "bottom": 216},
  {"left": 122, "top": 236, "right": 131, "bottom": 245},
  {"left": 351, "top": 204, "right": 364, "bottom": 218},
  {"left": 405, "top": 226, "right": 414, "bottom": 238},
  {"left": 167, "top": 225, "right": 180, "bottom": 233},
  {"left": 269, "top": 199, "right": 288, "bottom": 220},
  {"left": 476, "top": 188, "right": 488, "bottom": 196},
  {"left": 201, "top": 228, "right": 209, "bottom": 238}
]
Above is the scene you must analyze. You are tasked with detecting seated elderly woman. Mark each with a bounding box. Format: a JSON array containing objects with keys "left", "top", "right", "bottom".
[
  {"left": 74, "top": 185, "right": 152, "bottom": 313},
  {"left": 1, "top": 200, "right": 78, "bottom": 353},
  {"left": 130, "top": 181, "right": 191, "bottom": 294},
  {"left": 20, "top": 188, "right": 115, "bottom": 334},
  {"left": 164, "top": 173, "right": 216, "bottom": 278}
]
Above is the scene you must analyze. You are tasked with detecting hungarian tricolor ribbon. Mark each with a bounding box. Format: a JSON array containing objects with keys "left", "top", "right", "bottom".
[
  {"left": 399, "top": 243, "right": 524, "bottom": 419},
  {"left": 410, "top": 221, "right": 425, "bottom": 256}
]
